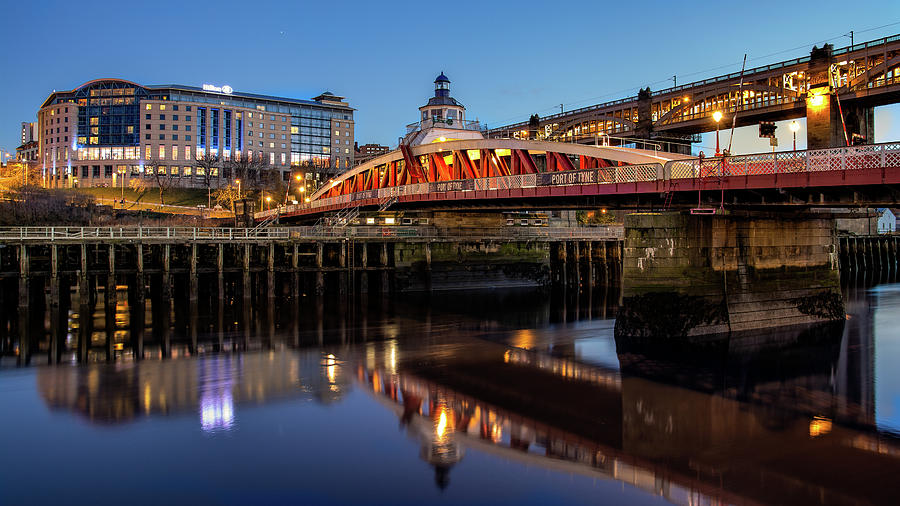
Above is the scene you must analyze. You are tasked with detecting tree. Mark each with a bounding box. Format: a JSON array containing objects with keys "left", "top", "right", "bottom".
[
  {"left": 194, "top": 152, "right": 222, "bottom": 209},
  {"left": 146, "top": 159, "right": 174, "bottom": 205},
  {"left": 212, "top": 184, "right": 240, "bottom": 212},
  {"left": 128, "top": 178, "right": 149, "bottom": 203},
  {"left": 225, "top": 152, "right": 267, "bottom": 194}
]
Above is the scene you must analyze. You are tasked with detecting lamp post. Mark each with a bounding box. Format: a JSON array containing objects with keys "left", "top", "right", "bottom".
[
  {"left": 712, "top": 111, "right": 723, "bottom": 156},
  {"left": 790, "top": 120, "right": 800, "bottom": 151},
  {"left": 117, "top": 166, "right": 126, "bottom": 202},
  {"left": 234, "top": 179, "right": 241, "bottom": 199}
]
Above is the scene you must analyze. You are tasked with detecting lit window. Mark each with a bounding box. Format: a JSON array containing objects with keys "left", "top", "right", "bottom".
[
  {"left": 159, "top": 145, "right": 165, "bottom": 159},
  {"left": 172, "top": 146, "right": 178, "bottom": 160},
  {"left": 160, "top": 104, "right": 166, "bottom": 111},
  {"left": 145, "top": 104, "right": 152, "bottom": 110},
  {"left": 185, "top": 146, "right": 191, "bottom": 159},
  {"left": 269, "top": 152, "right": 275, "bottom": 165}
]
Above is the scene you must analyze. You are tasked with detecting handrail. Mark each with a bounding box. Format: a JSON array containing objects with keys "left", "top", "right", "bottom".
[{"left": 0, "top": 225, "right": 623, "bottom": 242}]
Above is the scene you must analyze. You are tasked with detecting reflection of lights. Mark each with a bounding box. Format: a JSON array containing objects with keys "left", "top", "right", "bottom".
[
  {"left": 503, "top": 350, "right": 510, "bottom": 363},
  {"left": 143, "top": 383, "right": 151, "bottom": 413},
  {"left": 388, "top": 341, "right": 398, "bottom": 374},
  {"left": 199, "top": 358, "right": 236, "bottom": 434},
  {"left": 809, "top": 416, "right": 832, "bottom": 437},
  {"left": 491, "top": 423, "right": 503, "bottom": 443},
  {"left": 200, "top": 390, "right": 234, "bottom": 433},
  {"left": 437, "top": 410, "right": 448, "bottom": 438},
  {"left": 325, "top": 354, "right": 337, "bottom": 384}
]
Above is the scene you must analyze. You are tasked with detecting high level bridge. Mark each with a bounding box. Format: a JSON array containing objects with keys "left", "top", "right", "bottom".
[{"left": 487, "top": 34, "right": 900, "bottom": 152}]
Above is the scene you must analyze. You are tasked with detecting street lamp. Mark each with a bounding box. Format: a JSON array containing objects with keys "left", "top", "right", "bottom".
[
  {"left": 234, "top": 179, "right": 241, "bottom": 199},
  {"left": 712, "top": 111, "right": 723, "bottom": 156},
  {"left": 265, "top": 195, "right": 271, "bottom": 210},
  {"left": 790, "top": 120, "right": 800, "bottom": 151}
]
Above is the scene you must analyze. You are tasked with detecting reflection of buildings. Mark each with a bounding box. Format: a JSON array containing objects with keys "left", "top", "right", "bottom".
[
  {"left": 353, "top": 335, "right": 900, "bottom": 505},
  {"left": 37, "top": 350, "right": 350, "bottom": 430}
]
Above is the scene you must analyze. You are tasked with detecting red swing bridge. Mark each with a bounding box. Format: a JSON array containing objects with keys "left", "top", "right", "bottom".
[{"left": 262, "top": 138, "right": 900, "bottom": 222}]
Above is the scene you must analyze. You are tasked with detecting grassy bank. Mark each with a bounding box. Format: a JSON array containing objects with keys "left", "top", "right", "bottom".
[{"left": 77, "top": 187, "right": 211, "bottom": 207}]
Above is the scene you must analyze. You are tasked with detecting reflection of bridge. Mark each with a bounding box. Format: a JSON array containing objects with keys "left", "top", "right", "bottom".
[
  {"left": 270, "top": 139, "right": 900, "bottom": 221},
  {"left": 487, "top": 35, "right": 900, "bottom": 151},
  {"left": 354, "top": 332, "right": 900, "bottom": 505}
]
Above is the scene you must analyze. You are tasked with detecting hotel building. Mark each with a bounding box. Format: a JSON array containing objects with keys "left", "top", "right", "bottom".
[{"left": 37, "top": 78, "right": 354, "bottom": 188}]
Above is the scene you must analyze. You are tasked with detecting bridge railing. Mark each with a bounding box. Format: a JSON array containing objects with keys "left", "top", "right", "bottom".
[{"left": 276, "top": 142, "right": 900, "bottom": 217}]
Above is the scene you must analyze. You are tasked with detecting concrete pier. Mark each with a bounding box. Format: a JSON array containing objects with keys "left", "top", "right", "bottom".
[{"left": 616, "top": 212, "right": 843, "bottom": 340}]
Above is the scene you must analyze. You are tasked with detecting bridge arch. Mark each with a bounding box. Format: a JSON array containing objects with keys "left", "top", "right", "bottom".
[{"left": 309, "top": 139, "right": 677, "bottom": 201}]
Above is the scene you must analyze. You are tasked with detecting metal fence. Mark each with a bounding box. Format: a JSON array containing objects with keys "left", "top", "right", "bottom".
[{"left": 0, "top": 225, "right": 622, "bottom": 242}]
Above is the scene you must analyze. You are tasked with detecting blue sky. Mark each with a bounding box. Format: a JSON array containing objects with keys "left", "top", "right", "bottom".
[{"left": 1, "top": 0, "right": 899, "bottom": 157}]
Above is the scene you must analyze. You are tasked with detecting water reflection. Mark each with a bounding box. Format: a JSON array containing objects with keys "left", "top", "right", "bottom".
[{"left": 3, "top": 279, "right": 900, "bottom": 504}]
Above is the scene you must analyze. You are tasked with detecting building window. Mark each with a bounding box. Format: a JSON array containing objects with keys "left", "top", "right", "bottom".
[
  {"left": 185, "top": 146, "right": 191, "bottom": 160},
  {"left": 172, "top": 146, "right": 178, "bottom": 160},
  {"left": 270, "top": 152, "right": 275, "bottom": 165},
  {"left": 172, "top": 135, "right": 178, "bottom": 140},
  {"left": 160, "top": 104, "right": 166, "bottom": 111},
  {"left": 211, "top": 109, "right": 219, "bottom": 151},
  {"left": 173, "top": 115, "right": 179, "bottom": 121},
  {"left": 159, "top": 114, "right": 165, "bottom": 120},
  {"left": 145, "top": 104, "right": 152, "bottom": 110},
  {"left": 159, "top": 134, "right": 165, "bottom": 140},
  {"left": 197, "top": 107, "right": 207, "bottom": 150},
  {"left": 145, "top": 114, "right": 151, "bottom": 120},
  {"left": 159, "top": 145, "right": 165, "bottom": 159}
]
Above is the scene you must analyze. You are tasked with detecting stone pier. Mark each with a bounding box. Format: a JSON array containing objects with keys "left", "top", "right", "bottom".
[{"left": 615, "top": 212, "right": 843, "bottom": 340}]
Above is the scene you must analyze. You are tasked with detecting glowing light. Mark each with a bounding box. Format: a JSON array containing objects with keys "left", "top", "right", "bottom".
[
  {"left": 712, "top": 111, "right": 723, "bottom": 123},
  {"left": 295, "top": 174, "right": 302, "bottom": 181},
  {"left": 810, "top": 94, "right": 825, "bottom": 107},
  {"left": 438, "top": 136, "right": 446, "bottom": 142},
  {"left": 384, "top": 217, "right": 395, "bottom": 225},
  {"left": 790, "top": 120, "right": 800, "bottom": 133},
  {"left": 809, "top": 416, "right": 832, "bottom": 437},
  {"left": 366, "top": 217, "right": 375, "bottom": 224}
]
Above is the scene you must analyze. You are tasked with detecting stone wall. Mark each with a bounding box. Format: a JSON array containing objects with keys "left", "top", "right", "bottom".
[{"left": 616, "top": 212, "right": 842, "bottom": 340}]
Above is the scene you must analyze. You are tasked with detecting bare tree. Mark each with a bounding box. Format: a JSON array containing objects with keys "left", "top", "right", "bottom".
[
  {"left": 194, "top": 152, "right": 222, "bottom": 209},
  {"left": 225, "top": 152, "right": 268, "bottom": 197},
  {"left": 146, "top": 159, "right": 175, "bottom": 205}
]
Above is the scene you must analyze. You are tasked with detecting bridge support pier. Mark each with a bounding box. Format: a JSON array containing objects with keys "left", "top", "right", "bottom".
[{"left": 615, "top": 212, "right": 843, "bottom": 341}]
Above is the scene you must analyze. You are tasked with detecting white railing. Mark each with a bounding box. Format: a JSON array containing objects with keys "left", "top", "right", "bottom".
[
  {"left": 0, "top": 225, "right": 623, "bottom": 242},
  {"left": 285, "top": 142, "right": 900, "bottom": 216}
]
